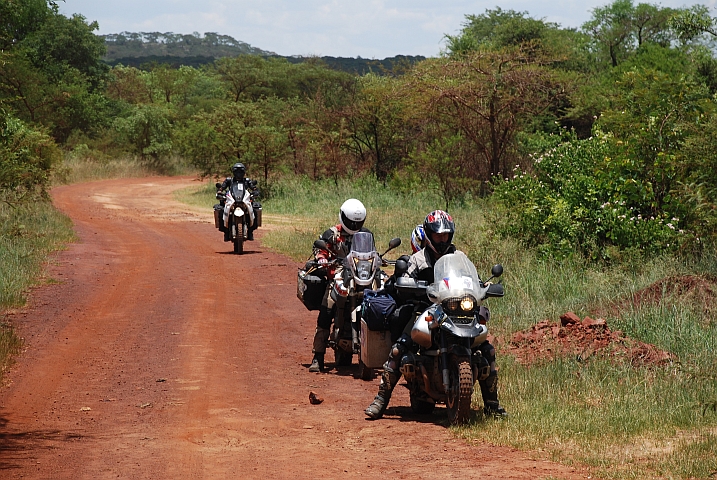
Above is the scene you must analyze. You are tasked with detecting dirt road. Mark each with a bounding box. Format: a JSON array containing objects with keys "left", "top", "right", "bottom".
[{"left": 0, "top": 177, "right": 586, "bottom": 479}]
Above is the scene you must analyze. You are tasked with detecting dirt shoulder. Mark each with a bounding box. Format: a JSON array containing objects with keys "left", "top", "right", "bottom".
[{"left": 0, "top": 176, "right": 586, "bottom": 479}]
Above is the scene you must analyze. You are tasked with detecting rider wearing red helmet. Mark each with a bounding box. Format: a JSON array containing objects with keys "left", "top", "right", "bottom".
[{"left": 364, "top": 210, "right": 507, "bottom": 420}]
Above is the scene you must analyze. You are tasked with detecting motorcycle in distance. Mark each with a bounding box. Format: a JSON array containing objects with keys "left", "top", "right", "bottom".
[
  {"left": 392, "top": 251, "right": 504, "bottom": 425},
  {"left": 314, "top": 232, "right": 401, "bottom": 372},
  {"left": 213, "top": 180, "right": 261, "bottom": 255}
]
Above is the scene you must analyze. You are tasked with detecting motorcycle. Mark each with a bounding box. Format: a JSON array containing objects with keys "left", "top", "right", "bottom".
[
  {"left": 393, "top": 251, "right": 504, "bottom": 425},
  {"left": 213, "top": 180, "right": 261, "bottom": 255},
  {"left": 315, "top": 232, "right": 401, "bottom": 372}
]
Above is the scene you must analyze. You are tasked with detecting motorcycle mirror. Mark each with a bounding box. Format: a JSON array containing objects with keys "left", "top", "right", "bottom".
[
  {"left": 215, "top": 182, "right": 222, "bottom": 189},
  {"left": 381, "top": 237, "right": 402, "bottom": 257},
  {"left": 314, "top": 239, "right": 328, "bottom": 251},
  {"left": 484, "top": 264, "right": 504, "bottom": 285}
]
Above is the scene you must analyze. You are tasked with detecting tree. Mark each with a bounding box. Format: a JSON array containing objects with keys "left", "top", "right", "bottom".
[
  {"left": 583, "top": 0, "right": 636, "bottom": 67},
  {"left": 179, "top": 101, "right": 264, "bottom": 178},
  {"left": 346, "top": 74, "right": 408, "bottom": 181},
  {"left": 113, "top": 104, "right": 173, "bottom": 168},
  {"left": 0, "top": 110, "right": 61, "bottom": 203},
  {"left": 407, "top": 47, "right": 569, "bottom": 181}
]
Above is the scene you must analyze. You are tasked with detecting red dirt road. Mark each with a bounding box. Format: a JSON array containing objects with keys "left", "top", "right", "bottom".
[{"left": 0, "top": 177, "right": 586, "bottom": 479}]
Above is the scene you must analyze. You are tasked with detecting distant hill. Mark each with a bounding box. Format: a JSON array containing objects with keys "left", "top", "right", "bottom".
[
  {"left": 101, "top": 31, "right": 426, "bottom": 75},
  {"left": 102, "top": 31, "right": 277, "bottom": 59}
]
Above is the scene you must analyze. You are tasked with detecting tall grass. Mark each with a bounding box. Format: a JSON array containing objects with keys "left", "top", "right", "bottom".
[
  {"left": 55, "top": 153, "right": 194, "bottom": 184},
  {"left": 181, "top": 174, "right": 717, "bottom": 479},
  {"left": 0, "top": 199, "right": 75, "bottom": 378}
]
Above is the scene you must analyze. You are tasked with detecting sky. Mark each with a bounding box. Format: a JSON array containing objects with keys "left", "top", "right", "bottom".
[{"left": 58, "top": 0, "right": 717, "bottom": 59}]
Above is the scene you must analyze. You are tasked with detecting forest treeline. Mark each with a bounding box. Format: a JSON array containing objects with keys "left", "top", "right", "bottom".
[{"left": 3, "top": 0, "right": 717, "bottom": 259}]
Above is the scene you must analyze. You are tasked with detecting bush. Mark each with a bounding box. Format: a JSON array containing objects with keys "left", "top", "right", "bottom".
[
  {"left": 0, "top": 112, "right": 61, "bottom": 202},
  {"left": 493, "top": 131, "right": 685, "bottom": 260}
]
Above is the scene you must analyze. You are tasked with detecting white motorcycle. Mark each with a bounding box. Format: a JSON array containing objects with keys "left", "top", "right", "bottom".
[
  {"left": 393, "top": 251, "right": 504, "bottom": 424},
  {"left": 315, "top": 232, "right": 401, "bottom": 371},
  {"left": 214, "top": 180, "right": 261, "bottom": 254}
]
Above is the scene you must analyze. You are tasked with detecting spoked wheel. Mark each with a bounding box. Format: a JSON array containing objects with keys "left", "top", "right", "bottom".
[
  {"left": 445, "top": 356, "right": 474, "bottom": 425},
  {"left": 233, "top": 219, "right": 244, "bottom": 254},
  {"left": 357, "top": 359, "right": 373, "bottom": 380}
]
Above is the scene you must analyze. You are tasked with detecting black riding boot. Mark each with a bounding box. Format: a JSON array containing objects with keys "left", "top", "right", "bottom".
[
  {"left": 364, "top": 367, "right": 400, "bottom": 419},
  {"left": 479, "top": 372, "right": 508, "bottom": 417},
  {"left": 247, "top": 228, "right": 254, "bottom": 241},
  {"left": 309, "top": 352, "right": 325, "bottom": 373}
]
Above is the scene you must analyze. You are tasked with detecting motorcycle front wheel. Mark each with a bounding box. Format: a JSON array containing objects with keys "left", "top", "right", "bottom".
[
  {"left": 233, "top": 219, "right": 244, "bottom": 254},
  {"left": 446, "top": 355, "right": 473, "bottom": 425}
]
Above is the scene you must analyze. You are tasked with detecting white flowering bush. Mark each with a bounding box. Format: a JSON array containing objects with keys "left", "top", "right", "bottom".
[{"left": 493, "top": 132, "right": 686, "bottom": 259}]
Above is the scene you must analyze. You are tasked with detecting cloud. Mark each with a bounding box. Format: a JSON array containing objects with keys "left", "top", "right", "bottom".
[{"left": 59, "top": 0, "right": 714, "bottom": 58}]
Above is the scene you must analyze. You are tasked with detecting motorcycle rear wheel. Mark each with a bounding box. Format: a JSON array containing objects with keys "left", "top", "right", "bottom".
[
  {"left": 446, "top": 356, "right": 473, "bottom": 425},
  {"left": 334, "top": 348, "right": 353, "bottom": 367},
  {"left": 357, "top": 359, "right": 373, "bottom": 380}
]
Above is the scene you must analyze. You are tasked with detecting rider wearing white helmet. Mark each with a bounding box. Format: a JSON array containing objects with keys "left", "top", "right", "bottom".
[{"left": 309, "top": 199, "right": 370, "bottom": 372}]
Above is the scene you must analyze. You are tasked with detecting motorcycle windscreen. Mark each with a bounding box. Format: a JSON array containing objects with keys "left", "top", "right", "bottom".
[
  {"left": 230, "top": 183, "right": 245, "bottom": 201},
  {"left": 350, "top": 231, "right": 375, "bottom": 258},
  {"left": 428, "top": 251, "right": 484, "bottom": 304}
]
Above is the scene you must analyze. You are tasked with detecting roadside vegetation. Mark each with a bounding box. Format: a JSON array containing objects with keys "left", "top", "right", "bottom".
[
  {"left": 183, "top": 175, "right": 717, "bottom": 479},
  {"left": 4, "top": 0, "right": 717, "bottom": 477}
]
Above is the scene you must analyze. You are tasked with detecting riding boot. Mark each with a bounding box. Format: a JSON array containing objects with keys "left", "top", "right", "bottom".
[
  {"left": 309, "top": 353, "right": 325, "bottom": 373},
  {"left": 224, "top": 229, "right": 231, "bottom": 242},
  {"left": 247, "top": 228, "right": 254, "bottom": 241},
  {"left": 309, "top": 327, "right": 331, "bottom": 372},
  {"left": 364, "top": 365, "right": 400, "bottom": 419},
  {"left": 479, "top": 372, "right": 508, "bottom": 417}
]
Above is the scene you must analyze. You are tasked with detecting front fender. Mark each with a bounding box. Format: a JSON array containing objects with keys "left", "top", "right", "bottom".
[{"left": 447, "top": 345, "right": 472, "bottom": 357}]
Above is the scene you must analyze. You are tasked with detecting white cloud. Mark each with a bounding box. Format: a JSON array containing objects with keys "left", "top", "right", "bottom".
[{"left": 59, "top": 0, "right": 714, "bottom": 58}]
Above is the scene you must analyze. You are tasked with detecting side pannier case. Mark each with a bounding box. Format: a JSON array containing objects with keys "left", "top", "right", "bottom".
[{"left": 297, "top": 268, "right": 327, "bottom": 311}]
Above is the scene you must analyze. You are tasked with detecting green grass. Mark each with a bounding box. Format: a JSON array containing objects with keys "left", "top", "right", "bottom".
[
  {"left": 0, "top": 198, "right": 76, "bottom": 379},
  {"left": 177, "top": 174, "right": 717, "bottom": 479}
]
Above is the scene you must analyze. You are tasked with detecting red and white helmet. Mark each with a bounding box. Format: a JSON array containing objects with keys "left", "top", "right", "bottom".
[
  {"left": 339, "top": 198, "right": 366, "bottom": 235},
  {"left": 423, "top": 210, "right": 454, "bottom": 255},
  {"left": 410, "top": 225, "right": 425, "bottom": 253}
]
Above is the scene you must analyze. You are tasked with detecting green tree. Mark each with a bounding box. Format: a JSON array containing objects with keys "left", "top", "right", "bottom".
[
  {"left": 346, "top": 74, "right": 408, "bottom": 181},
  {"left": 407, "top": 47, "right": 569, "bottom": 181},
  {"left": 113, "top": 104, "right": 173, "bottom": 168},
  {"left": 0, "top": 110, "right": 61, "bottom": 203}
]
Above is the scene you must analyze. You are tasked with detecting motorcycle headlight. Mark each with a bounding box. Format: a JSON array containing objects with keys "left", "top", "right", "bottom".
[
  {"left": 443, "top": 295, "right": 476, "bottom": 313},
  {"left": 355, "top": 259, "right": 373, "bottom": 280}
]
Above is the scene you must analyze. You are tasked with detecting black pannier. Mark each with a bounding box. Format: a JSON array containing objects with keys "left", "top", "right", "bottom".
[
  {"left": 297, "top": 268, "right": 327, "bottom": 311},
  {"left": 213, "top": 204, "right": 223, "bottom": 230},
  {"left": 361, "top": 289, "right": 397, "bottom": 331}
]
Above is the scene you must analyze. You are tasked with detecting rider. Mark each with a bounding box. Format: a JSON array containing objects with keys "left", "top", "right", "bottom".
[
  {"left": 218, "top": 162, "right": 259, "bottom": 242},
  {"left": 364, "top": 210, "right": 508, "bottom": 419},
  {"left": 309, "top": 198, "right": 371, "bottom": 372}
]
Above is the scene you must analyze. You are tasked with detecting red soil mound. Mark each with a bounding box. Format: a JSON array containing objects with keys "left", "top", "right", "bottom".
[{"left": 505, "top": 311, "right": 675, "bottom": 367}]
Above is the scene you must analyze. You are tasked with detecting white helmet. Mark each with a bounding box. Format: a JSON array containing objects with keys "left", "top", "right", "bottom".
[{"left": 339, "top": 198, "right": 366, "bottom": 235}]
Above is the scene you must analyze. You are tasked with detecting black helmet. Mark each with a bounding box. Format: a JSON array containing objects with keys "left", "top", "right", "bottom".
[
  {"left": 423, "top": 210, "right": 454, "bottom": 255},
  {"left": 231, "top": 162, "right": 246, "bottom": 179}
]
